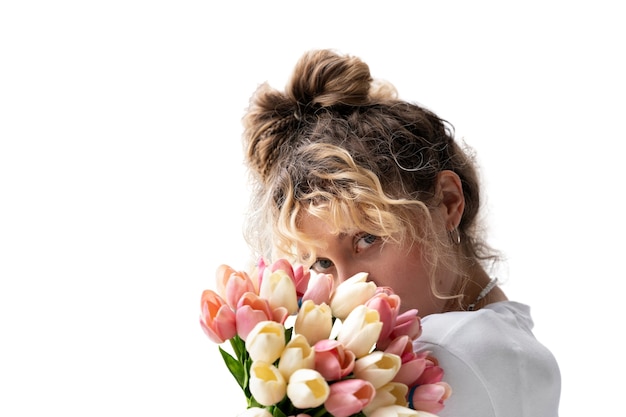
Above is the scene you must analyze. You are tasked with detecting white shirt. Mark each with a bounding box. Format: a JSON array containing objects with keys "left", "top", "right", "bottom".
[{"left": 414, "top": 301, "right": 561, "bottom": 417}]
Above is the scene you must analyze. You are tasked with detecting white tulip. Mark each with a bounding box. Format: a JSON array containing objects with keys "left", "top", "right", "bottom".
[
  {"left": 249, "top": 361, "right": 287, "bottom": 406},
  {"left": 336, "top": 304, "right": 383, "bottom": 358},
  {"left": 246, "top": 320, "right": 286, "bottom": 363},
  {"left": 286, "top": 368, "right": 330, "bottom": 409},
  {"left": 330, "top": 272, "right": 377, "bottom": 320},
  {"left": 294, "top": 300, "right": 333, "bottom": 345},
  {"left": 260, "top": 269, "right": 299, "bottom": 314},
  {"left": 354, "top": 351, "right": 402, "bottom": 389},
  {"left": 278, "top": 334, "right": 315, "bottom": 380}
]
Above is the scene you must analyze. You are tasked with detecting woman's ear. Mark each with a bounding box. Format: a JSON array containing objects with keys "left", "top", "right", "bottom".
[{"left": 436, "top": 170, "right": 465, "bottom": 230}]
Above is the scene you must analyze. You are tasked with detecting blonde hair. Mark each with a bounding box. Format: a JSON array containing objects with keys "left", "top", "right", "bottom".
[{"left": 242, "top": 49, "right": 496, "bottom": 295}]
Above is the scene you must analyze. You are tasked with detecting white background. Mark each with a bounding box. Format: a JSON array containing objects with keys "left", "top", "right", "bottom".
[{"left": 1, "top": 1, "right": 624, "bottom": 416}]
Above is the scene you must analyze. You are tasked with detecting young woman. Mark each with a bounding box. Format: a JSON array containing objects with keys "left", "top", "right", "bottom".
[{"left": 241, "top": 49, "right": 561, "bottom": 416}]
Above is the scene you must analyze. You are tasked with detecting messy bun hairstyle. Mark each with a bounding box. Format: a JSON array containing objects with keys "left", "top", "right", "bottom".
[{"left": 242, "top": 49, "right": 495, "bottom": 282}]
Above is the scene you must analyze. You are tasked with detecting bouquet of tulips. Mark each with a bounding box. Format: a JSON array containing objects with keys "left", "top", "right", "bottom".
[{"left": 200, "top": 258, "right": 451, "bottom": 417}]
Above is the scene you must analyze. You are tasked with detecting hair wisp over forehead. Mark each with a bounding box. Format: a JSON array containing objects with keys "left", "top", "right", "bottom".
[{"left": 270, "top": 142, "right": 434, "bottom": 263}]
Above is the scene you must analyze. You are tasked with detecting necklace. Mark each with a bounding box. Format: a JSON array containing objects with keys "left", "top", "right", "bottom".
[{"left": 467, "top": 277, "right": 498, "bottom": 311}]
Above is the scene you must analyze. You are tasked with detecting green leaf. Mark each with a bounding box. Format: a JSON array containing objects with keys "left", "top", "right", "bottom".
[
  {"left": 219, "top": 346, "right": 246, "bottom": 389},
  {"left": 271, "top": 406, "right": 288, "bottom": 417},
  {"left": 309, "top": 406, "right": 330, "bottom": 417},
  {"left": 247, "top": 396, "right": 263, "bottom": 409},
  {"left": 230, "top": 335, "right": 247, "bottom": 361},
  {"left": 284, "top": 326, "right": 293, "bottom": 344}
]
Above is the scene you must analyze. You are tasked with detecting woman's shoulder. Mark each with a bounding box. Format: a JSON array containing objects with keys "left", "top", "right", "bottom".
[
  {"left": 420, "top": 300, "right": 536, "bottom": 345},
  {"left": 415, "top": 301, "right": 561, "bottom": 417},
  {"left": 417, "top": 300, "right": 556, "bottom": 370}
]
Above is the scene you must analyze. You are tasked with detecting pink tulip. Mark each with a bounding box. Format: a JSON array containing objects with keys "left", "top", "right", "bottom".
[
  {"left": 215, "top": 264, "right": 256, "bottom": 309},
  {"left": 291, "top": 263, "right": 311, "bottom": 297},
  {"left": 414, "top": 355, "right": 444, "bottom": 385},
  {"left": 301, "top": 272, "right": 334, "bottom": 305},
  {"left": 313, "top": 339, "right": 355, "bottom": 381},
  {"left": 408, "top": 382, "right": 452, "bottom": 414},
  {"left": 266, "top": 258, "right": 311, "bottom": 297},
  {"left": 248, "top": 258, "right": 267, "bottom": 293},
  {"left": 324, "top": 379, "right": 376, "bottom": 417},
  {"left": 385, "top": 337, "right": 427, "bottom": 386},
  {"left": 199, "top": 289, "right": 236, "bottom": 344},
  {"left": 382, "top": 309, "right": 421, "bottom": 350},
  {"left": 365, "top": 291, "right": 401, "bottom": 344},
  {"left": 235, "top": 292, "right": 274, "bottom": 341}
]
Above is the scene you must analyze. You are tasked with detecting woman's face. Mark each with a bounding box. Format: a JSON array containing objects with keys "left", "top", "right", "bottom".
[{"left": 299, "top": 213, "right": 454, "bottom": 317}]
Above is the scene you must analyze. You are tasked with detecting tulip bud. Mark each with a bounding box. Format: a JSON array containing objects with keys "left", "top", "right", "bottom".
[
  {"left": 246, "top": 320, "right": 286, "bottom": 364},
  {"left": 362, "top": 382, "right": 409, "bottom": 415},
  {"left": 353, "top": 351, "right": 402, "bottom": 389},
  {"left": 249, "top": 361, "right": 287, "bottom": 406},
  {"left": 215, "top": 264, "right": 256, "bottom": 309},
  {"left": 408, "top": 382, "right": 452, "bottom": 414},
  {"left": 290, "top": 263, "right": 311, "bottom": 297},
  {"left": 294, "top": 300, "right": 333, "bottom": 345},
  {"left": 412, "top": 353, "right": 444, "bottom": 386},
  {"left": 278, "top": 334, "right": 315, "bottom": 380},
  {"left": 199, "top": 289, "right": 236, "bottom": 344},
  {"left": 235, "top": 292, "right": 274, "bottom": 341},
  {"left": 365, "top": 291, "right": 401, "bottom": 343},
  {"left": 313, "top": 339, "right": 355, "bottom": 381},
  {"left": 286, "top": 369, "right": 330, "bottom": 409},
  {"left": 324, "top": 378, "right": 375, "bottom": 417},
  {"left": 368, "top": 404, "right": 430, "bottom": 417},
  {"left": 385, "top": 336, "right": 427, "bottom": 387},
  {"left": 389, "top": 309, "right": 422, "bottom": 341},
  {"left": 330, "top": 272, "right": 377, "bottom": 320},
  {"left": 260, "top": 269, "right": 299, "bottom": 314},
  {"left": 336, "top": 305, "right": 383, "bottom": 358},
  {"left": 301, "top": 271, "right": 334, "bottom": 305}
]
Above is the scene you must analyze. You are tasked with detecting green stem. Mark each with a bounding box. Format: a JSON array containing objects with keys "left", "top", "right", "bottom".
[{"left": 311, "top": 407, "right": 329, "bottom": 417}]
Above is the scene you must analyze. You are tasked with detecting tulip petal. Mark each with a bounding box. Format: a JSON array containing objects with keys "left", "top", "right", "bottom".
[{"left": 324, "top": 379, "right": 375, "bottom": 417}]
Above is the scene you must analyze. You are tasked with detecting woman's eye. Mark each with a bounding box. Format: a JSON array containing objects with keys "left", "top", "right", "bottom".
[
  {"left": 355, "top": 233, "right": 378, "bottom": 252},
  {"left": 312, "top": 258, "right": 334, "bottom": 272}
]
